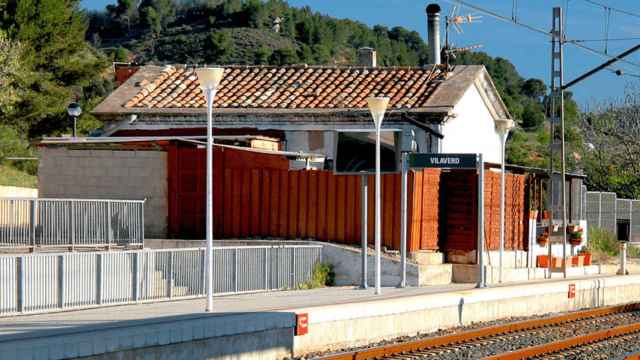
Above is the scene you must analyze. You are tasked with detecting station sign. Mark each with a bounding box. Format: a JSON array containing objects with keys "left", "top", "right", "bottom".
[{"left": 408, "top": 153, "right": 478, "bottom": 169}]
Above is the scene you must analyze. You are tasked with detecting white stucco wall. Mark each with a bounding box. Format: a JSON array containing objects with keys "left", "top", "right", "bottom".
[{"left": 441, "top": 85, "right": 502, "bottom": 164}]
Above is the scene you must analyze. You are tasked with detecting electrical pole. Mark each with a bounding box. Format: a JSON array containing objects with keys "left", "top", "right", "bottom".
[{"left": 549, "top": 7, "right": 568, "bottom": 279}]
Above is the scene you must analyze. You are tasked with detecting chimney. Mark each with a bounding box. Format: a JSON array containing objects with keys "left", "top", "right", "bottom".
[
  {"left": 426, "top": 3, "right": 441, "bottom": 65},
  {"left": 114, "top": 62, "right": 140, "bottom": 86},
  {"left": 357, "top": 47, "right": 377, "bottom": 67}
]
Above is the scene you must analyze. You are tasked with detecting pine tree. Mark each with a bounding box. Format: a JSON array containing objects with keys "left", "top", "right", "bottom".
[{"left": 0, "top": 0, "right": 107, "bottom": 136}]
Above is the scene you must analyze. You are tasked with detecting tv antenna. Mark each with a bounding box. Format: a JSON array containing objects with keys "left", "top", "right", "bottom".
[{"left": 444, "top": 5, "right": 484, "bottom": 68}]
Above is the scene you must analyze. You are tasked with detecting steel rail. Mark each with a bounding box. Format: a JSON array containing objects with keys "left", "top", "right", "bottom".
[
  {"left": 318, "top": 303, "right": 640, "bottom": 360},
  {"left": 487, "top": 322, "right": 640, "bottom": 359}
]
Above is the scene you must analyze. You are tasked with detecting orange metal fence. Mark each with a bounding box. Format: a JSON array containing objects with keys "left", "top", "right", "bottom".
[{"left": 168, "top": 145, "right": 527, "bottom": 252}]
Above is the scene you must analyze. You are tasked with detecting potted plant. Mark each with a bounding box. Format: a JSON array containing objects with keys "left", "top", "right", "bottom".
[
  {"left": 579, "top": 246, "right": 592, "bottom": 266},
  {"left": 569, "top": 226, "right": 583, "bottom": 246},
  {"left": 537, "top": 229, "right": 549, "bottom": 247}
]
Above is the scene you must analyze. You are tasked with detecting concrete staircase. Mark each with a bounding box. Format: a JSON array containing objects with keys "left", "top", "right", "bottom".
[{"left": 411, "top": 251, "right": 453, "bottom": 286}]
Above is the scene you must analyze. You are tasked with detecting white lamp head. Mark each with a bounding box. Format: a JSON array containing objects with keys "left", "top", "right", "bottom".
[
  {"left": 195, "top": 67, "right": 225, "bottom": 90},
  {"left": 67, "top": 102, "right": 82, "bottom": 117},
  {"left": 495, "top": 118, "right": 515, "bottom": 136},
  {"left": 367, "top": 96, "right": 390, "bottom": 128}
]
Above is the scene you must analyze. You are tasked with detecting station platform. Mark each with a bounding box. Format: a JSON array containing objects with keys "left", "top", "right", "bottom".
[{"left": 2, "top": 274, "right": 640, "bottom": 359}]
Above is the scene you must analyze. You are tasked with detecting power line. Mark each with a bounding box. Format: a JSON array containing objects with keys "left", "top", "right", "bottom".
[
  {"left": 443, "top": 0, "right": 640, "bottom": 70},
  {"left": 579, "top": 0, "right": 640, "bottom": 20},
  {"left": 569, "top": 37, "right": 640, "bottom": 43}
]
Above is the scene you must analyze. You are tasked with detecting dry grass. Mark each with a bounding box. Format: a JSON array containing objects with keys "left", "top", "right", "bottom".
[{"left": 0, "top": 164, "right": 37, "bottom": 188}]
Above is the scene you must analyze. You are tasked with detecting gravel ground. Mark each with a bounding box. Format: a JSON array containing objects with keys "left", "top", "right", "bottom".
[
  {"left": 302, "top": 310, "right": 640, "bottom": 360},
  {"left": 541, "top": 331, "right": 640, "bottom": 359},
  {"left": 299, "top": 314, "right": 547, "bottom": 359},
  {"left": 410, "top": 311, "right": 640, "bottom": 359}
]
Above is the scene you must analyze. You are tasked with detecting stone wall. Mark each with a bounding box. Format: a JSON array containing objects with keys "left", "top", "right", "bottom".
[{"left": 38, "top": 148, "right": 168, "bottom": 238}]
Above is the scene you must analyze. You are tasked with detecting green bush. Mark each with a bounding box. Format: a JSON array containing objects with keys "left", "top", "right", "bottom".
[
  {"left": 298, "top": 262, "right": 334, "bottom": 289},
  {"left": 587, "top": 227, "right": 619, "bottom": 257},
  {"left": 627, "top": 244, "right": 640, "bottom": 258}
]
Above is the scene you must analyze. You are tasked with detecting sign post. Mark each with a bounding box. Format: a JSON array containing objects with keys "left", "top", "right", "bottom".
[{"left": 407, "top": 153, "right": 485, "bottom": 288}]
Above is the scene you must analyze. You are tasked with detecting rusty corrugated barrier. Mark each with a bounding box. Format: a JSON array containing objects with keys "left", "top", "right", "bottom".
[{"left": 168, "top": 144, "right": 527, "bottom": 252}]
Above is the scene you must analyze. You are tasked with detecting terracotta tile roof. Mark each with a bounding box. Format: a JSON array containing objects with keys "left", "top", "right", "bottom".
[{"left": 124, "top": 65, "right": 445, "bottom": 110}]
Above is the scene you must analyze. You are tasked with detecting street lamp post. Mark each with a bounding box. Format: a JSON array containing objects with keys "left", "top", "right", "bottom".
[
  {"left": 367, "top": 96, "right": 390, "bottom": 295},
  {"left": 195, "top": 67, "right": 225, "bottom": 313},
  {"left": 495, "top": 118, "right": 515, "bottom": 284},
  {"left": 67, "top": 103, "right": 82, "bottom": 138}
]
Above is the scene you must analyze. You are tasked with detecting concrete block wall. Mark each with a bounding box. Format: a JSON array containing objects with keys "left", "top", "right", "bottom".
[{"left": 38, "top": 147, "right": 168, "bottom": 238}]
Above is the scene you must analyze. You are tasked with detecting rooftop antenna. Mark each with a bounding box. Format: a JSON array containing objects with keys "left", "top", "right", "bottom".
[{"left": 444, "top": 5, "right": 483, "bottom": 68}]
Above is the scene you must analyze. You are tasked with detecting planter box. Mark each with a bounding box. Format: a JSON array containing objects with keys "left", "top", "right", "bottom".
[
  {"left": 537, "top": 255, "right": 548, "bottom": 268},
  {"left": 571, "top": 255, "right": 585, "bottom": 267}
]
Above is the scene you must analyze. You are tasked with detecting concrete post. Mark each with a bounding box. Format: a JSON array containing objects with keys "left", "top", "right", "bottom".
[{"left": 618, "top": 243, "right": 628, "bottom": 275}]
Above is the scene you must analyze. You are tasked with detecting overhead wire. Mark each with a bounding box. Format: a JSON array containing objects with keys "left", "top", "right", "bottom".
[
  {"left": 579, "top": 0, "right": 640, "bottom": 20},
  {"left": 569, "top": 37, "right": 640, "bottom": 43},
  {"left": 443, "top": 0, "right": 640, "bottom": 71}
]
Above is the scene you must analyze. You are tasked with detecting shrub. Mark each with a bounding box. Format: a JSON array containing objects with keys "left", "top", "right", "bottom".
[
  {"left": 298, "top": 262, "right": 334, "bottom": 289},
  {"left": 587, "top": 227, "right": 618, "bottom": 257}
]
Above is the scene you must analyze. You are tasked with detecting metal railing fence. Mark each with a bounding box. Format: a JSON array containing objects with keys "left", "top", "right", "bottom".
[
  {"left": 0, "top": 244, "right": 322, "bottom": 316},
  {"left": 0, "top": 198, "right": 145, "bottom": 249}
]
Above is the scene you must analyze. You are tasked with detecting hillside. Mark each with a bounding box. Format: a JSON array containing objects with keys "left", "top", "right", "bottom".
[
  {"left": 85, "top": 1, "right": 579, "bottom": 168},
  {"left": 87, "top": 0, "right": 429, "bottom": 67}
]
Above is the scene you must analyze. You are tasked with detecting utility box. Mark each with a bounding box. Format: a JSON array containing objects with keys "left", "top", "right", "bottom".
[{"left": 617, "top": 219, "right": 630, "bottom": 242}]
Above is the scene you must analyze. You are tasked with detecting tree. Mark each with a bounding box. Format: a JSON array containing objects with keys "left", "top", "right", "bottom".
[
  {"left": 0, "top": 0, "right": 107, "bottom": 136},
  {"left": 270, "top": 47, "right": 298, "bottom": 65},
  {"left": 140, "top": 0, "right": 175, "bottom": 29},
  {"left": 522, "top": 78, "right": 547, "bottom": 99},
  {"left": 254, "top": 46, "right": 272, "bottom": 65},
  {"left": 114, "top": 46, "right": 129, "bottom": 62},
  {"left": 142, "top": 6, "right": 162, "bottom": 37},
  {"left": 581, "top": 87, "right": 640, "bottom": 198},
  {"left": 521, "top": 99, "right": 546, "bottom": 129},
  {"left": 0, "top": 30, "right": 23, "bottom": 120},
  {"left": 207, "top": 30, "right": 234, "bottom": 63}
]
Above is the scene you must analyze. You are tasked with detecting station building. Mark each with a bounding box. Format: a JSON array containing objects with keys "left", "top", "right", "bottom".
[{"left": 37, "top": 59, "right": 585, "bottom": 282}]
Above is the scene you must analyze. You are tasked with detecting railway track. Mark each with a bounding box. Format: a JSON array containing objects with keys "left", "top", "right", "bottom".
[{"left": 317, "top": 303, "right": 640, "bottom": 360}]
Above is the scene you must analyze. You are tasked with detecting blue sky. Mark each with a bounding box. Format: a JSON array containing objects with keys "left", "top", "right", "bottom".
[{"left": 81, "top": 0, "right": 640, "bottom": 107}]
